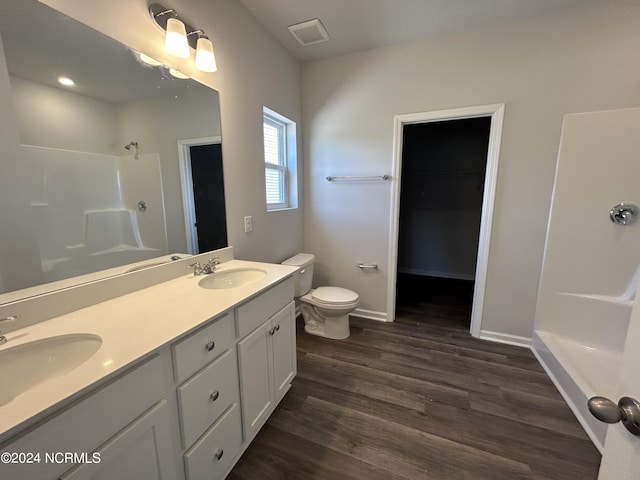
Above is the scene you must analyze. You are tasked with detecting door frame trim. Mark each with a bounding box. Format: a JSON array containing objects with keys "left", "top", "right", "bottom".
[
  {"left": 177, "top": 136, "right": 222, "bottom": 254},
  {"left": 388, "top": 103, "right": 505, "bottom": 337}
]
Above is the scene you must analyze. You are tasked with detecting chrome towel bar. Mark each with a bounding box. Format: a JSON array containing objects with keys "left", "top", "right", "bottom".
[{"left": 326, "top": 175, "right": 390, "bottom": 182}]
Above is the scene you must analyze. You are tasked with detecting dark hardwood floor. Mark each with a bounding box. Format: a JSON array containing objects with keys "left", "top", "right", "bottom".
[{"left": 229, "top": 276, "right": 601, "bottom": 479}]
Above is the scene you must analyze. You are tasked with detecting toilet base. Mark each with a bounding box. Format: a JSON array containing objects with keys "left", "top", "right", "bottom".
[{"left": 302, "top": 313, "right": 350, "bottom": 340}]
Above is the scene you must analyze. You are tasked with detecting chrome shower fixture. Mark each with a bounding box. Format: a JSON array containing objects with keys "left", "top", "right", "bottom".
[{"left": 124, "top": 141, "right": 139, "bottom": 159}]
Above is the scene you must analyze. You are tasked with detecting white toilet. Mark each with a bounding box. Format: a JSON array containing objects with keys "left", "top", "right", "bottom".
[{"left": 282, "top": 253, "right": 359, "bottom": 339}]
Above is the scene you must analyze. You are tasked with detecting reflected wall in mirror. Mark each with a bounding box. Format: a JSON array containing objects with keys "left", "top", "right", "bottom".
[{"left": 0, "top": 0, "right": 227, "bottom": 302}]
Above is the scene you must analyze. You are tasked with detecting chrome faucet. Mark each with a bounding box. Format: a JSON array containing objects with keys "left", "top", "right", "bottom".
[
  {"left": 189, "top": 257, "right": 221, "bottom": 275},
  {"left": 0, "top": 315, "right": 19, "bottom": 345}
]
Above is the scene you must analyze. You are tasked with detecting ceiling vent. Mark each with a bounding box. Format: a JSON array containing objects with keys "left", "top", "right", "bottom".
[{"left": 288, "top": 18, "right": 330, "bottom": 46}]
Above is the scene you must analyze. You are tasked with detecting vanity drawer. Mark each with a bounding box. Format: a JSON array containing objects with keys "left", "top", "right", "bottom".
[
  {"left": 177, "top": 348, "right": 239, "bottom": 448},
  {"left": 173, "top": 311, "right": 235, "bottom": 382},
  {"left": 184, "top": 403, "right": 242, "bottom": 480},
  {"left": 236, "top": 277, "right": 294, "bottom": 337}
]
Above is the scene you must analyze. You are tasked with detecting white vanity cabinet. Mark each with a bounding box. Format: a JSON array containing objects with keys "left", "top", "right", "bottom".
[
  {"left": 236, "top": 278, "right": 296, "bottom": 442},
  {"left": 0, "top": 269, "right": 298, "bottom": 480},
  {"left": 0, "top": 355, "right": 179, "bottom": 480}
]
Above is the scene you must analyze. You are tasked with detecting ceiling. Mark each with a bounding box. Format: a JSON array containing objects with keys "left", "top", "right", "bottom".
[{"left": 238, "top": 0, "right": 588, "bottom": 62}]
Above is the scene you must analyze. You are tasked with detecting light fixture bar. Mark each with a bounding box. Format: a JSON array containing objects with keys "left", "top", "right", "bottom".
[{"left": 149, "top": 3, "right": 218, "bottom": 72}]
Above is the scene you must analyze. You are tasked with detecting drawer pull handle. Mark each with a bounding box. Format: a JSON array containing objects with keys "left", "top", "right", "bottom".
[
  {"left": 210, "top": 390, "right": 220, "bottom": 402},
  {"left": 214, "top": 449, "right": 224, "bottom": 461},
  {"left": 205, "top": 341, "right": 215, "bottom": 352},
  {"left": 275, "top": 324, "right": 280, "bottom": 331}
]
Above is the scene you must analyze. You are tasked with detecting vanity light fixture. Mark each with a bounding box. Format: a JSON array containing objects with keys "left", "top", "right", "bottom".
[
  {"left": 165, "top": 17, "right": 189, "bottom": 58},
  {"left": 195, "top": 35, "right": 217, "bottom": 73},
  {"left": 149, "top": 3, "right": 218, "bottom": 73}
]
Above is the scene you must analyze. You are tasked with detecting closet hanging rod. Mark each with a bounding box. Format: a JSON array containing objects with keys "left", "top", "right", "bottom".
[
  {"left": 326, "top": 174, "right": 390, "bottom": 182},
  {"left": 417, "top": 171, "right": 484, "bottom": 176}
]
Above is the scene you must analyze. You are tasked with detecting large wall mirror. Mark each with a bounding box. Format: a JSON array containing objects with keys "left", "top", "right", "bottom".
[{"left": 0, "top": 0, "right": 227, "bottom": 303}]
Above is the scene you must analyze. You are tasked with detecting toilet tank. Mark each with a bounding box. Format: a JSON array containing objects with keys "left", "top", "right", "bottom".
[{"left": 282, "top": 253, "right": 315, "bottom": 297}]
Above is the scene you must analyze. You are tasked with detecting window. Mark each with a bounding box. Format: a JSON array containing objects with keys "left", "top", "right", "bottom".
[{"left": 263, "top": 107, "right": 297, "bottom": 210}]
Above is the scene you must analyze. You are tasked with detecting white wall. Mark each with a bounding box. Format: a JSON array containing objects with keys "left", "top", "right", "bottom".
[
  {"left": 41, "top": 0, "right": 304, "bottom": 264},
  {"left": 10, "top": 76, "right": 117, "bottom": 154},
  {"left": 302, "top": 0, "right": 640, "bottom": 338}
]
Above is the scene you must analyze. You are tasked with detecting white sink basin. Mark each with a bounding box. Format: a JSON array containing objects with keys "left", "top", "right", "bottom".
[
  {"left": 198, "top": 268, "right": 267, "bottom": 289},
  {"left": 0, "top": 334, "right": 102, "bottom": 406}
]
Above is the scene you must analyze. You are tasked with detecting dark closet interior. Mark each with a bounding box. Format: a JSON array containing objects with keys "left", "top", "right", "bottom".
[
  {"left": 396, "top": 117, "right": 491, "bottom": 319},
  {"left": 190, "top": 143, "right": 228, "bottom": 253}
]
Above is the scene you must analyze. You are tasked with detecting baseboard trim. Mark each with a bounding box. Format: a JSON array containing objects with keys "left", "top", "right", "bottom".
[
  {"left": 351, "top": 308, "right": 389, "bottom": 322},
  {"left": 479, "top": 330, "right": 532, "bottom": 348}
]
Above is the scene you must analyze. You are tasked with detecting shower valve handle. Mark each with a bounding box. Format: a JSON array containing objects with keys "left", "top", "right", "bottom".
[
  {"left": 588, "top": 396, "right": 640, "bottom": 436},
  {"left": 610, "top": 203, "right": 638, "bottom": 225}
]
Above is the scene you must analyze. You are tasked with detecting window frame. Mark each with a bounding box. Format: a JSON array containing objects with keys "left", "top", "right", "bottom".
[
  {"left": 263, "top": 107, "right": 297, "bottom": 211},
  {"left": 263, "top": 114, "right": 288, "bottom": 210}
]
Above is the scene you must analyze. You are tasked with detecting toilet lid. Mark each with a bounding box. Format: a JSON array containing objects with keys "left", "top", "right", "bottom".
[{"left": 312, "top": 286, "right": 358, "bottom": 305}]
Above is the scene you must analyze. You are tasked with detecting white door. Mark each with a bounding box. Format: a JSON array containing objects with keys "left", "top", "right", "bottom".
[{"left": 597, "top": 286, "right": 640, "bottom": 479}]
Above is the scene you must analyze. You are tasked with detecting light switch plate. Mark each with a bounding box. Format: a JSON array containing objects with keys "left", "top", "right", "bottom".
[{"left": 244, "top": 216, "right": 253, "bottom": 233}]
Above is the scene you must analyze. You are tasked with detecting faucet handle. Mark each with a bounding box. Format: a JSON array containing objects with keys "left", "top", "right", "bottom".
[
  {"left": 206, "top": 257, "right": 221, "bottom": 272},
  {"left": 0, "top": 315, "right": 18, "bottom": 324},
  {"left": 0, "top": 315, "right": 18, "bottom": 345},
  {"left": 188, "top": 261, "right": 203, "bottom": 275}
]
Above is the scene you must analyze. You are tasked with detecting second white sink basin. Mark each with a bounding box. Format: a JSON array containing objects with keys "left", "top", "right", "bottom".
[
  {"left": 0, "top": 334, "right": 102, "bottom": 406},
  {"left": 198, "top": 268, "right": 267, "bottom": 289}
]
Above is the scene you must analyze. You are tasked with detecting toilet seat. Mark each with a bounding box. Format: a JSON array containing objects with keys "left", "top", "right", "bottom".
[{"left": 311, "top": 286, "right": 359, "bottom": 305}]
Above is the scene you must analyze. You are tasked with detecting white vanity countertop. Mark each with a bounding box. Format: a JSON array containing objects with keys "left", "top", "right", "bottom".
[{"left": 0, "top": 259, "right": 298, "bottom": 443}]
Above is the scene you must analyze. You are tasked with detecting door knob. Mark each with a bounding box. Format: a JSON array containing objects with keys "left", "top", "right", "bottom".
[{"left": 588, "top": 396, "right": 640, "bottom": 435}]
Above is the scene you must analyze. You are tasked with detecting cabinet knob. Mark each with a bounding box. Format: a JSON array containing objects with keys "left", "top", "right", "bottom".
[
  {"left": 275, "top": 324, "right": 280, "bottom": 331},
  {"left": 214, "top": 449, "right": 224, "bottom": 461},
  {"left": 205, "top": 340, "right": 215, "bottom": 352},
  {"left": 210, "top": 390, "right": 220, "bottom": 402}
]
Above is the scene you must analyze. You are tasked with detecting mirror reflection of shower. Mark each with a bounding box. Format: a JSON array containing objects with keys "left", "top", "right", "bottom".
[{"left": 124, "top": 141, "right": 139, "bottom": 159}]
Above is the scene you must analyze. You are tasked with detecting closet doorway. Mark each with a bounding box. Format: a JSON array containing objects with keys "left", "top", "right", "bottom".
[
  {"left": 388, "top": 104, "right": 504, "bottom": 337},
  {"left": 178, "top": 136, "right": 228, "bottom": 254}
]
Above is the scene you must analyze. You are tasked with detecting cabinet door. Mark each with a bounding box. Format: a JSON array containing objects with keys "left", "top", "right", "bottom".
[
  {"left": 271, "top": 301, "right": 297, "bottom": 403},
  {"left": 237, "top": 320, "right": 274, "bottom": 441},
  {"left": 60, "top": 400, "right": 178, "bottom": 480}
]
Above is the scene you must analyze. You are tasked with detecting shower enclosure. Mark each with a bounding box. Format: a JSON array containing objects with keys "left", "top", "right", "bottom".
[
  {"left": 24, "top": 145, "right": 168, "bottom": 282},
  {"left": 533, "top": 107, "right": 640, "bottom": 451}
]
